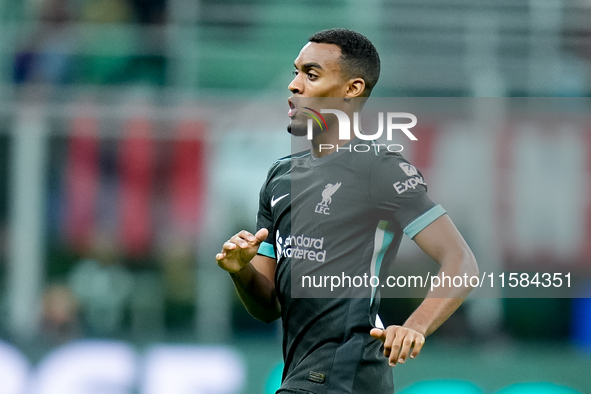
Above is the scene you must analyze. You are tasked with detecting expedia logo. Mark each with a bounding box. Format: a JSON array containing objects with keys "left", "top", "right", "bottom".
[
  {"left": 393, "top": 176, "right": 426, "bottom": 195},
  {"left": 399, "top": 162, "right": 418, "bottom": 177}
]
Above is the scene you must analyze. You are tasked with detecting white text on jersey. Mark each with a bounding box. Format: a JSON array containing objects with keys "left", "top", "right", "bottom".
[{"left": 393, "top": 176, "right": 426, "bottom": 194}]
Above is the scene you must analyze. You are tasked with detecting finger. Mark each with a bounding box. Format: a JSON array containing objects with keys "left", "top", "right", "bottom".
[
  {"left": 223, "top": 241, "right": 238, "bottom": 251},
  {"left": 370, "top": 328, "right": 385, "bottom": 341},
  {"left": 215, "top": 252, "right": 226, "bottom": 261},
  {"left": 389, "top": 331, "right": 407, "bottom": 366},
  {"left": 397, "top": 335, "right": 414, "bottom": 364},
  {"left": 383, "top": 328, "right": 397, "bottom": 359},
  {"left": 238, "top": 230, "right": 256, "bottom": 242},
  {"left": 253, "top": 228, "right": 269, "bottom": 245},
  {"left": 229, "top": 235, "right": 249, "bottom": 249},
  {"left": 410, "top": 335, "right": 425, "bottom": 359}
]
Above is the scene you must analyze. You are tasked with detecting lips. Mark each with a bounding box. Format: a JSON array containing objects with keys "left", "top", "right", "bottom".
[{"left": 288, "top": 98, "right": 297, "bottom": 117}]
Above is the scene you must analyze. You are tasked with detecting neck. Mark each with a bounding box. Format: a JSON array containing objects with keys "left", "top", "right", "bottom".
[
  {"left": 311, "top": 127, "right": 354, "bottom": 158},
  {"left": 310, "top": 106, "right": 360, "bottom": 157}
]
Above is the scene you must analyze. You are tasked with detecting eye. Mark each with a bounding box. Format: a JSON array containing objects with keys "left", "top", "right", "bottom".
[
  {"left": 292, "top": 70, "right": 299, "bottom": 76},
  {"left": 307, "top": 72, "right": 318, "bottom": 80}
]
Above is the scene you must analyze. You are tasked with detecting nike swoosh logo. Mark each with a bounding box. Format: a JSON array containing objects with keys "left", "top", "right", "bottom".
[{"left": 271, "top": 193, "right": 289, "bottom": 207}]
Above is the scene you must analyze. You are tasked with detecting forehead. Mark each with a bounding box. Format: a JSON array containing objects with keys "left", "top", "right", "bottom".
[{"left": 294, "top": 42, "right": 342, "bottom": 71}]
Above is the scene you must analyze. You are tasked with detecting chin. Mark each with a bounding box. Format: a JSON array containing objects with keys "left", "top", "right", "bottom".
[{"left": 287, "top": 121, "right": 307, "bottom": 137}]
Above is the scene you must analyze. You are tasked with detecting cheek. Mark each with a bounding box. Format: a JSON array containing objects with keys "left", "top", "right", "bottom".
[{"left": 309, "top": 78, "right": 345, "bottom": 96}]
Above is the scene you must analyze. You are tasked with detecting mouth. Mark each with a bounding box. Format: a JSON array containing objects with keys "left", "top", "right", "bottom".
[{"left": 288, "top": 98, "right": 297, "bottom": 118}]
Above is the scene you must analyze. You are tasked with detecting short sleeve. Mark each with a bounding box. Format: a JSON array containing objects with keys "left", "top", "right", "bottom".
[
  {"left": 370, "top": 152, "right": 446, "bottom": 239},
  {"left": 256, "top": 167, "right": 276, "bottom": 259}
]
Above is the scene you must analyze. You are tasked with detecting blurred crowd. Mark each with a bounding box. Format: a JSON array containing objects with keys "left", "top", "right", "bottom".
[
  {"left": 13, "top": 0, "right": 167, "bottom": 86},
  {"left": 0, "top": 121, "right": 207, "bottom": 347},
  {"left": 1, "top": 0, "right": 591, "bottom": 354}
]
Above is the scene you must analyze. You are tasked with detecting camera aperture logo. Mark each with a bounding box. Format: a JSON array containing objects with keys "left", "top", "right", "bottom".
[
  {"left": 302, "top": 107, "right": 328, "bottom": 132},
  {"left": 305, "top": 109, "right": 418, "bottom": 153}
]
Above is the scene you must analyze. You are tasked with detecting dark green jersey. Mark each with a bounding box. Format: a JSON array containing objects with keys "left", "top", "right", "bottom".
[{"left": 256, "top": 139, "right": 445, "bottom": 394}]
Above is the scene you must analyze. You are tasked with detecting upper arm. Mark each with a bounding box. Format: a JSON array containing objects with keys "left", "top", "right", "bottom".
[
  {"left": 250, "top": 254, "right": 277, "bottom": 285},
  {"left": 413, "top": 214, "right": 477, "bottom": 273},
  {"left": 256, "top": 164, "right": 278, "bottom": 265}
]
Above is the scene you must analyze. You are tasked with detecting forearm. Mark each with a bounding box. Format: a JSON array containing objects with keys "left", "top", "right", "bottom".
[
  {"left": 404, "top": 251, "right": 478, "bottom": 336},
  {"left": 403, "top": 297, "right": 463, "bottom": 337},
  {"left": 230, "top": 263, "right": 281, "bottom": 323},
  {"left": 372, "top": 215, "right": 478, "bottom": 365}
]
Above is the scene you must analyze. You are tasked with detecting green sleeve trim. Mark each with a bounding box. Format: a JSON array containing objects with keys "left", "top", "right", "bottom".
[
  {"left": 257, "top": 241, "right": 276, "bottom": 258},
  {"left": 403, "top": 204, "right": 446, "bottom": 239}
]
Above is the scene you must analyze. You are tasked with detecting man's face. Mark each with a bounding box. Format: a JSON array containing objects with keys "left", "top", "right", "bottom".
[{"left": 287, "top": 42, "right": 349, "bottom": 136}]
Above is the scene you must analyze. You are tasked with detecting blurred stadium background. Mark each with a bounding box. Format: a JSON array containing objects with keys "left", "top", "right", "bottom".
[{"left": 0, "top": 0, "right": 591, "bottom": 393}]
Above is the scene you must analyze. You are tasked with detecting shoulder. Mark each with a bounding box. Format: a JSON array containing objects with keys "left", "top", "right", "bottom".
[
  {"left": 268, "top": 149, "right": 309, "bottom": 175},
  {"left": 272, "top": 149, "right": 309, "bottom": 164},
  {"left": 373, "top": 147, "right": 407, "bottom": 163},
  {"left": 369, "top": 148, "right": 428, "bottom": 189},
  {"left": 370, "top": 147, "right": 415, "bottom": 172}
]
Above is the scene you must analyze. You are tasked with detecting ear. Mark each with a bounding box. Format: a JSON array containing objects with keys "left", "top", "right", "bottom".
[{"left": 344, "top": 78, "right": 366, "bottom": 98}]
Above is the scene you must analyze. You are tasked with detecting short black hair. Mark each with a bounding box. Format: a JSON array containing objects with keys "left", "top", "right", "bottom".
[{"left": 308, "top": 28, "right": 380, "bottom": 96}]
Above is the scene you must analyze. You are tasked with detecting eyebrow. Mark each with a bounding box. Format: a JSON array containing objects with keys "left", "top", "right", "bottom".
[{"left": 294, "top": 62, "right": 323, "bottom": 70}]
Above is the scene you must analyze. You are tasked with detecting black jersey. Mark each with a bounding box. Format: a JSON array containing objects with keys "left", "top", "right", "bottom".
[{"left": 256, "top": 139, "right": 445, "bottom": 394}]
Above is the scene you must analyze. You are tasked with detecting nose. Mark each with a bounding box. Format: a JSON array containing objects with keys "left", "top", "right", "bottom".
[{"left": 288, "top": 73, "right": 302, "bottom": 94}]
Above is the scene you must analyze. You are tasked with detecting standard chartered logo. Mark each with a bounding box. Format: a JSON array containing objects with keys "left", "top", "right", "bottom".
[{"left": 276, "top": 230, "right": 326, "bottom": 263}]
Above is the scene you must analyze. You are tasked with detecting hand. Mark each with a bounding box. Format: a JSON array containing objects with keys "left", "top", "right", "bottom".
[
  {"left": 216, "top": 229, "right": 269, "bottom": 273},
  {"left": 370, "top": 325, "right": 425, "bottom": 367}
]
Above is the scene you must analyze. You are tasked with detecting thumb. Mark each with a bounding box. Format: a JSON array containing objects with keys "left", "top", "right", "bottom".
[
  {"left": 370, "top": 328, "right": 385, "bottom": 341},
  {"left": 253, "top": 228, "right": 269, "bottom": 245}
]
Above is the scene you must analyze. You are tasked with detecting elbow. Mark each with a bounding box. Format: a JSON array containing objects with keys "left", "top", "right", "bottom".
[
  {"left": 462, "top": 250, "right": 479, "bottom": 288},
  {"left": 472, "top": 261, "right": 479, "bottom": 279},
  {"left": 254, "top": 309, "right": 281, "bottom": 324},
  {"left": 259, "top": 313, "right": 280, "bottom": 324},
  {"left": 460, "top": 248, "right": 479, "bottom": 279},
  {"left": 249, "top": 302, "right": 281, "bottom": 324},
  {"left": 467, "top": 250, "right": 479, "bottom": 278},
  {"left": 443, "top": 248, "right": 479, "bottom": 278},
  {"left": 465, "top": 253, "right": 479, "bottom": 278}
]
